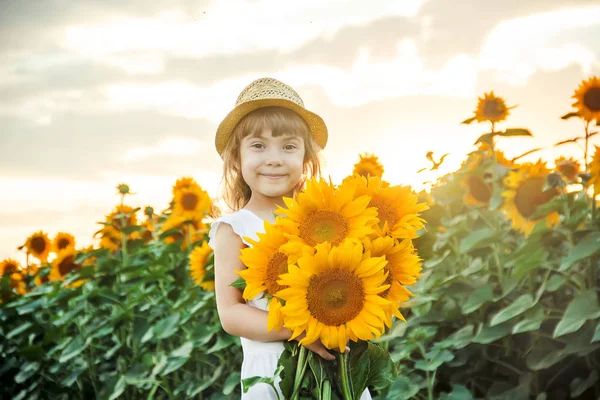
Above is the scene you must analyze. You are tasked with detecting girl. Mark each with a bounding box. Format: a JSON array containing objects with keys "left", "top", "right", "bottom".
[{"left": 208, "top": 77, "right": 371, "bottom": 399}]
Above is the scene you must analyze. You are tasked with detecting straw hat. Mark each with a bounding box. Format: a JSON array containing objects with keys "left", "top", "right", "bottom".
[{"left": 215, "top": 77, "right": 328, "bottom": 157}]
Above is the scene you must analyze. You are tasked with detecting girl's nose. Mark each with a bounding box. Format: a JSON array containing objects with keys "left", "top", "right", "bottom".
[{"left": 266, "top": 149, "right": 284, "bottom": 166}]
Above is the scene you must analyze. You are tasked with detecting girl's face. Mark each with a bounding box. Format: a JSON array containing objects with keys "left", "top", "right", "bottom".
[{"left": 239, "top": 128, "right": 305, "bottom": 200}]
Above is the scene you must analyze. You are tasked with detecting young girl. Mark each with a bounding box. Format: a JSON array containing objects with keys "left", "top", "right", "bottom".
[{"left": 208, "top": 77, "right": 371, "bottom": 399}]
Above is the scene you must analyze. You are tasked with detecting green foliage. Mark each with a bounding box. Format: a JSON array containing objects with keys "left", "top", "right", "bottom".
[
  {"left": 386, "top": 147, "right": 600, "bottom": 399},
  {"left": 0, "top": 232, "right": 241, "bottom": 399}
]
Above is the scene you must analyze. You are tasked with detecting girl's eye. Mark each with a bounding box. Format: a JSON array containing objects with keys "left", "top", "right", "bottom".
[
  {"left": 251, "top": 143, "right": 265, "bottom": 149},
  {"left": 284, "top": 144, "right": 297, "bottom": 150}
]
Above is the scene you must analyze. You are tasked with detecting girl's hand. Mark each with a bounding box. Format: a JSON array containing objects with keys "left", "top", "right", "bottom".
[{"left": 294, "top": 333, "right": 335, "bottom": 361}]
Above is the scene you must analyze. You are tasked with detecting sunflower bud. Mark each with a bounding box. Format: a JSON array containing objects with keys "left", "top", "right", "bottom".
[
  {"left": 546, "top": 172, "right": 564, "bottom": 189},
  {"left": 144, "top": 206, "right": 154, "bottom": 217},
  {"left": 116, "top": 183, "right": 130, "bottom": 195}
]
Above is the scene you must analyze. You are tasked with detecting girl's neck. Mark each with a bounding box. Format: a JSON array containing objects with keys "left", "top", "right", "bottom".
[{"left": 243, "top": 194, "right": 288, "bottom": 222}]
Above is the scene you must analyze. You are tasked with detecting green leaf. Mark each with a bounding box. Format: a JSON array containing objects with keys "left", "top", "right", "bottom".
[
  {"left": 474, "top": 132, "right": 497, "bottom": 146},
  {"left": 385, "top": 376, "right": 420, "bottom": 400},
  {"left": 461, "top": 116, "right": 477, "bottom": 124},
  {"left": 59, "top": 336, "right": 87, "bottom": 363},
  {"left": 442, "top": 325, "right": 474, "bottom": 349},
  {"left": 460, "top": 258, "right": 484, "bottom": 276},
  {"left": 223, "top": 372, "right": 241, "bottom": 395},
  {"left": 349, "top": 341, "right": 397, "bottom": 396},
  {"left": 16, "top": 298, "right": 45, "bottom": 315},
  {"left": 109, "top": 376, "right": 127, "bottom": 400},
  {"left": 473, "top": 322, "right": 512, "bottom": 344},
  {"left": 560, "top": 111, "right": 580, "bottom": 120},
  {"left": 18, "top": 345, "right": 45, "bottom": 361},
  {"left": 570, "top": 370, "right": 598, "bottom": 398},
  {"left": 461, "top": 286, "right": 494, "bottom": 314},
  {"left": 14, "top": 362, "right": 40, "bottom": 383},
  {"left": 559, "top": 232, "right": 600, "bottom": 271},
  {"left": 241, "top": 365, "right": 283, "bottom": 394},
  {"left": 554, "top": 291, "right": 600, "bottom": 338},
  {"left": 230, "top": 276, "right": 247, "bottom": 290},
  {"left": 592, "top": 323, "right": 600, "bottom": 343},
  {"left": 490, "top": 294, "right": 535, "bottom": 326},
  {"left": 441, "top": 384, "right": 474, "bottom": 400},
  {"left": 499, "top": 128, "right": 532, "bottom": 137},
  {"left": 459, "top": 227, "right": 495, "bottom": 253},
  {"left": 6, "top": 321, "right": 34, "bottom": 339},
  {"left": 512, "top": 306, "right": 546, "bottom": 334},
  {"left": 153, "top": 313, "right": 180, "bottom": 340},
  {"left": 414, "top": 349, "right": 454, "bottom": 371},
  {"left": 545, "top": 275, "right": 565, "bottom": 292}
]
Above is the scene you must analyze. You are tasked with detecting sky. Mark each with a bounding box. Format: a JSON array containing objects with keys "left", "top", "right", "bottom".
[{"left": 1, "top": 0, "right": 600, "bottom": 261}]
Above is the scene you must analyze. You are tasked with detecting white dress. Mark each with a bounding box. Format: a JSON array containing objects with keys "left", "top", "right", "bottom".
[{"left": 208, "top": 209, "right": 372, "bottom": 400}]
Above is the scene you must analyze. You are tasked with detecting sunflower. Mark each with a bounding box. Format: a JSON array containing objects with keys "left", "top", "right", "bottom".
[
  {"left": 172, "top": 184, "right": 212, "bottom": 222},
  {"left": 275, "top": 178, "right": 378, "bottom": 262},
  {"left": 34, "top": 271, "right": 50, "bottom": 287},
  {"left": 467, "top": 143, "right": 513, "bottom": 171},
  {"left": 502, "top": 161, "right": 560, "bottom": 235},
  {"left": 25, "top": 231, "right": 52, "bottom": 262},
  {"left": 363, "top": 236, "right": 422, "bottom": 326},
  {"left": 1, "top": 258, "right": 22, "bottom": 277},
  {"left": 53, "top": 232, "right": 75, "bottom": 253},
  {"left": 474, "top": 91, "right": 511, "bottom": 123},
  {"left": 572, "top": 76, "right": 600, "bottom": 123},
  {"left": 462, "top": 174, "right": 493, "bottom": 206},
  {"left": 238, "top": 222, "right": 289, "bottom": 300},
  {"left": 353, "top": 153, "right": 384, "bottom": 178},
  {"left": 277, "top": 240, "right": 391, "bottom": 352},
  {"left": 189, "top": 241, "right": 215, "bottom": 291},
  {"left": 172, "top": 177, "right": 199, "bottom": 196},
  {"left": 106, "top": 204, "right": 138, "bottom": 232},
  {"left": 590, "top": 146, "right": 600, "bottom": 193},
  {"left": 349, "top": 175, "right": 429, "bottom": 239},
  {"left": 9, "top": 276, "right": 27, "bottom": 295},
  {"left": 555, "top": 156, "right": 581, "bottom": 182},
  {"left": 49, "top": 248, "right": 84, "bottom": 288},
  {"left": 162, "top": 215, "right": 206, "bottom": 249}
]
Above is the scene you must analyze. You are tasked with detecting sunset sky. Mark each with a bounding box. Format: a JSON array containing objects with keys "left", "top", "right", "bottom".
[{"left": 1, "top": 0, "right": 600, "bottom": 261}]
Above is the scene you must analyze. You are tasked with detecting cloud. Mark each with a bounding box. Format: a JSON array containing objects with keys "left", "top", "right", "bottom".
[
  {"left": 121, "top": 137, "right": 205, "bottom": 161},
  {"left": 478, "top": 6, "right": 600, "bottom": 84},
  {"left": 61, "top": 0, "right": 427, "bottom": 72}
]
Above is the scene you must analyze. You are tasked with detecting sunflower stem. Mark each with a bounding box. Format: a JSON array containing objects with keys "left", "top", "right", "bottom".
[
  {"left": 322, "top": 379, "right": 332, "bottom": 400},
  {"left": 584, "top": 121, "right": 590, "bottom": 170},
  {"left": 338, "top": 351, "right": 353, "bottom": 400},
  {"left": 291, "top": 345, "right": 308, "bottom": 400}
]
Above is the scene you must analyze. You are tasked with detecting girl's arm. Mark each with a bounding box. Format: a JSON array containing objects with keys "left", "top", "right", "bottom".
[{"left": 213, "top": 223, "right": 335, "bottom": 360}]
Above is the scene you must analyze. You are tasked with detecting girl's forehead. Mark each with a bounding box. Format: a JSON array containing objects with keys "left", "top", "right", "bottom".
[{"left": 246, "top": 129, "right": 302, "bottom": 140}]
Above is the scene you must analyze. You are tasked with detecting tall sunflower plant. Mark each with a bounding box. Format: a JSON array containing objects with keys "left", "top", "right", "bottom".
[
  {"left": 461, "top": 91, "right": 533, "bottom": 152},
  {"left": 233, "top": 175, "right": 428, "bottom": 399}
]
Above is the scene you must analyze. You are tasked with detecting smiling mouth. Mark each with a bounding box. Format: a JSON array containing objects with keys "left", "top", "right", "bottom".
[{"left": 262, "top": 174, "right": 286, "bottom": 179}]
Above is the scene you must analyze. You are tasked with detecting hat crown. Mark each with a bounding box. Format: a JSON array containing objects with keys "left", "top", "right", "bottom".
[{"left": 236, "top": 77, "right": 305, "bottom": 108}]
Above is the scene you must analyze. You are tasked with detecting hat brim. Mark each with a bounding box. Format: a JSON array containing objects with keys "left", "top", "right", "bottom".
[{"left": 215, "top": 98, "right": 328, "bottom": 157}]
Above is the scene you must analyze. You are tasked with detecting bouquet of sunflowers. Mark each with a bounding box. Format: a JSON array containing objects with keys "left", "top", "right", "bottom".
[{"left": 236, "top": 162, "right": 429, "bottom": 400}]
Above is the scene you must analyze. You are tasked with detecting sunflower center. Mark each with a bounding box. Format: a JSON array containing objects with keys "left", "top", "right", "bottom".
[
  {"left": 3, "top": 262, "right": 18, "bottom": 275},
  {"left": 265, "top": 252, "right": 289, "bottom": 295},
  {"left": 583, "top": 87, "right": 600, "bottom": 111},
  {"left": 467, "top": 176, "right": 492, "bottom": 203},
  {"left": 306, "top": 269, "right": 365, "bottom": 326},
  {"left": 559, "top": 164, "right": 577, "bottom": 179},
  {"left": 514, "top": 177, "right": 558, "bottom": 219},
  {"left": 58, "top": 238, "right": 71, "bottom": 250},
  {"left": 483, "top": 99, "right": 506, "bottom": 119},
  {"left": 58, "top": 255, "right": 80, "bottom": 276},
  {"left": 370, "top": 196, "right": 398, "bottom": 230},
  {"left": 299, "top": 210, "right": 349, "bottom": 246},
  {"left": 31, "top": 237, "right": 47, "bottom": 253},
  {"left": 181, "top": 193, "right": 199, "bottom": 211}
]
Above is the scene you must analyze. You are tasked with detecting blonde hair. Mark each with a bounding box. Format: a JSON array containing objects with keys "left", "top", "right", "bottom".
[{"left": 217, "top": 106, "right": 322, "bottom": 213}]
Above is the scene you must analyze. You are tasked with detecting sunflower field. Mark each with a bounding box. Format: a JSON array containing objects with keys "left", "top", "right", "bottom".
[{"left": 1, "top": 76, "right": 600, "bottom": 399}]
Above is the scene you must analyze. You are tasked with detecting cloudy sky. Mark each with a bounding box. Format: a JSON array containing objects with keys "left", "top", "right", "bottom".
[{"left": 1, "top": 0, "right": 600, "bottom": 261}]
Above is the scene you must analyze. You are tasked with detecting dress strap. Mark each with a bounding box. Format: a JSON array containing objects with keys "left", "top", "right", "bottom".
[{"left": 208, "top": 210, "right": 264, "bottom": 249}]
